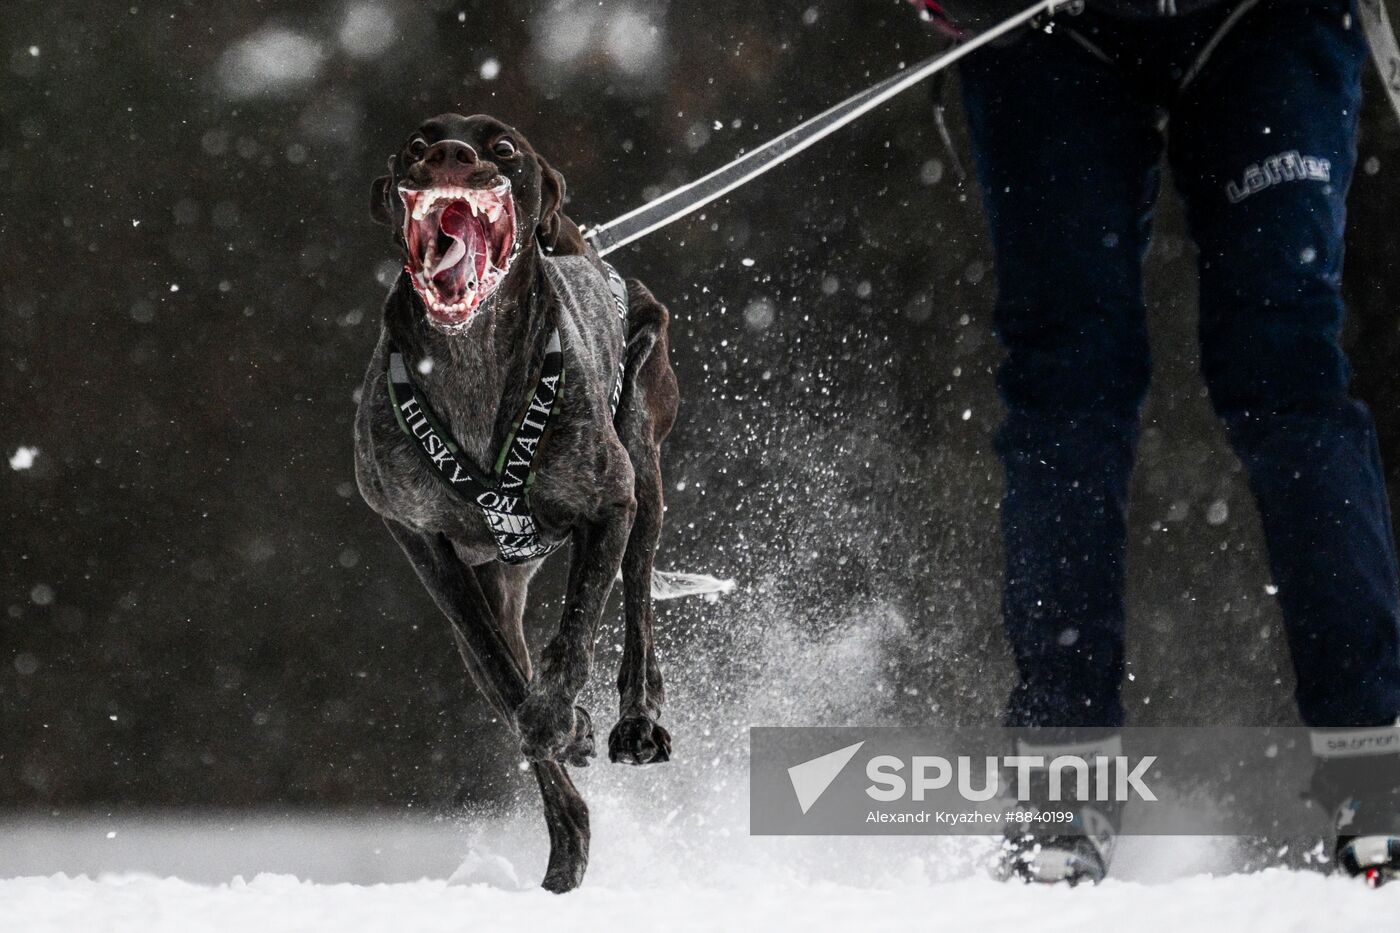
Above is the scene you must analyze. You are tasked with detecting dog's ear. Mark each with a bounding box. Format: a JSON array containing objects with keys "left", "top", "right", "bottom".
[
  {"left": 369, "top": 157, "right": 395, "bottom": 227},
  {"left": 534, "top": 153, "right": 589, "bottom": 255},
  {"left": 534, "top": 153, "right": 567, "bottom": 251}
]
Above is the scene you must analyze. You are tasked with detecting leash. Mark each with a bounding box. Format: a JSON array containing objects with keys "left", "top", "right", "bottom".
[{"left": 583, "top": 0, "right": 1065, "bottom": 257}]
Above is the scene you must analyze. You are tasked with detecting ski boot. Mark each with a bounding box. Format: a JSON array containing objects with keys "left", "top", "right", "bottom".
[
  {"left": 993, "top": 732, "right": 1123, "bottom": 885},
  {"left": 1310, "top": 726, "right": 1400, "bottom": 888},
  {"left": 995, "top": 808, "right": 1117, "bottom": 885}
]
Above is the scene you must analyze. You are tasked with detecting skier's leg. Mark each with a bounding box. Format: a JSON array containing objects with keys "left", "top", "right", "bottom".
[
  {"left": 961, "top": 21, "right": 1165, "bottom": 730},
  {"left": 1169, "top": 0, "right": 1400, "bottom": 729}
]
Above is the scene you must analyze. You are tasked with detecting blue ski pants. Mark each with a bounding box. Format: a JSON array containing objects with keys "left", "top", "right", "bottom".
[{"left": 959, "top": 0, "right": 1400, "bottom": 727}]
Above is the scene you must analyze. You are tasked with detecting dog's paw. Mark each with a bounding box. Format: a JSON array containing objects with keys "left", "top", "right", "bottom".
[
  {"left": 561, "top": 705, "right": 596, "bottom": 768},
  {"left": 607, "top": 714, "right": 672, "bottom": 765},
  {"left": 518, "top": 693, "right": 594, "bottom": 765}
]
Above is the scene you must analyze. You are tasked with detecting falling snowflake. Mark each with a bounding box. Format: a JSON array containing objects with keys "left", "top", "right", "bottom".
[{"left": 9, "top": 446, "right": 38, "bottom": 470}]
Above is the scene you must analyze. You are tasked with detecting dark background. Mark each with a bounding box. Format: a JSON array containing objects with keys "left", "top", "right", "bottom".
[{"left": 2, "top": 0, "right": 1398, "bottom": 810}]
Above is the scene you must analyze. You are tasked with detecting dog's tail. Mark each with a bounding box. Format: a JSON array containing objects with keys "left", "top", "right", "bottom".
[
  {"left": 652, "top": 569, "right": 735, "bottom": 600},
  {"left": 624, "top": 569, "right": 735, "bottom": 601}
]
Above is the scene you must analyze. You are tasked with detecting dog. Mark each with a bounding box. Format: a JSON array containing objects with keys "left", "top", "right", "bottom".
[{"left": 354, "top": 113, "right": 678, "bottom": 893}]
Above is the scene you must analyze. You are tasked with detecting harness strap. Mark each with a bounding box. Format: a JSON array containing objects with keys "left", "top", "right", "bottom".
[
  {"left": 388, "top": 329, "right": 565, "bottom": 564},
  {"left": 387, "top": 260, "right": 631, "bottom": 565}
]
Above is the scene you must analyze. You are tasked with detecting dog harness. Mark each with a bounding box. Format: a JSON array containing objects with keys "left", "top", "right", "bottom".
[{"left": 387, "top": 261, "right": 628, "bottom": 564}]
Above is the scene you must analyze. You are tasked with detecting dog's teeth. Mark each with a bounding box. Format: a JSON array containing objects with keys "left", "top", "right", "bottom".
[{"left": 486, "top": 202, "right": 501, "bottom": 222}]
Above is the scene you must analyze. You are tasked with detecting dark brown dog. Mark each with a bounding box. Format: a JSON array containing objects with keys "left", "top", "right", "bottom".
[{"left": 354, "top": 113, "right": 677, "bottom": 892}]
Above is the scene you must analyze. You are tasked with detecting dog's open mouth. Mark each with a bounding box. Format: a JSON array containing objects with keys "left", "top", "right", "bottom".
[{"left": 400, "top": 181, "right": 517, "bottom": 329}]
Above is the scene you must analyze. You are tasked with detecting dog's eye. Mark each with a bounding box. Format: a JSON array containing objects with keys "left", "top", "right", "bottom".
[
  {"left": 407, "top": 138, "right": 427, "bottom": 159},
  {"left": 492, "top": 138, "right": 517, "bottom": 159}
]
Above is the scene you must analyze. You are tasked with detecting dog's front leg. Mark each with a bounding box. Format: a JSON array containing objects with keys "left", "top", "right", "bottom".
[
  {"left": 382, "top": 518, "right": 530, "bottom": 720},
  {"left": 517, "top": 497, "right": 635, "bottom": 763},
  {"left": 608, "top": 443, "right": 671, "bottom": 765},
  {"left": 384, "top": 518, "right": 591, "bottom": 893}
]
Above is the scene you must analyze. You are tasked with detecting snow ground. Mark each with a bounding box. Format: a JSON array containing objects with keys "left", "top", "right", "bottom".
[
  {"left": 1, "top": 859, "right": 1395, "bottom": 933},
  {"left": 4, "top": 602, "right": 1393, "bottom": 932},
  {"left": 2, "top": 811, "right": 1397, "bottom": 932},
  {"left": 4, "top": 601, "right": 1389, "bottom": 930}
]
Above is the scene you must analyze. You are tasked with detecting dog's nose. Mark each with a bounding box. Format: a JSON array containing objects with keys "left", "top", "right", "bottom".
[{"left": 423, "top": 140, "right": 477, "bottom": 167}]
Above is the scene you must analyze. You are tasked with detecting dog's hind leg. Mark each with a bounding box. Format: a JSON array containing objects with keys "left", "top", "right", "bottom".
[
  {"left": 383, "top": 518, "right": 529, "bottom": 718},
  {"left": 533, "top": 760, "right": 590, "bottom": 893},
  {"left": 609, "top": 279, "right": 678, "bottom": 765}
]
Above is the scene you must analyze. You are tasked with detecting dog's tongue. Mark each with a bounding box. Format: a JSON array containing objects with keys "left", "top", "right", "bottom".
[
  {"left": 439, "top": 201, "right": 471, "bottom": 239},
  {"left": 432, "top": 203, "right": 471, "bottom": 277},
  {"left": 434, "top": 201, "right": 491, "bottom": 284}
]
